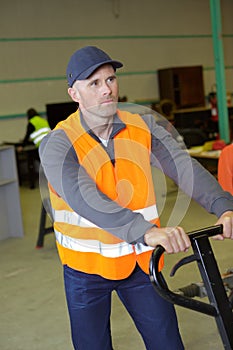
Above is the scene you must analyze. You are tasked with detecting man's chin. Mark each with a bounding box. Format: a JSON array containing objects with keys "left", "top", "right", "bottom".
[
  {"left": 83, "top": 102, "right": 117, "bottom": 117},
  {"left": 102, "top": 102, "right": 117, "bottom": 115}
]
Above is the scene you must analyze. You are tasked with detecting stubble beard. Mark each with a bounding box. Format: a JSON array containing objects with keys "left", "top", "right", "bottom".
[{"left": 83, "top": 101, "right": 118, "bottom": 120}]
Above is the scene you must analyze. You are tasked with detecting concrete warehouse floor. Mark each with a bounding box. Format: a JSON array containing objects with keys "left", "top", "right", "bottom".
[{"left": 0, "top": 170, "right": 232, "bottom": 350}]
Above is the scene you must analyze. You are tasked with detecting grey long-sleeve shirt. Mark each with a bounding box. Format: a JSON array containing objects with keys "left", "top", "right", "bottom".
[{"left": 39, "top": 111, "right": 233, "bottom": 245}]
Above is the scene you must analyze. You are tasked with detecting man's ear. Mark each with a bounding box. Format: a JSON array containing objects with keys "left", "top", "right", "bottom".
[{"left": 68, "top": 87, "right": 80, "bottom": 103}]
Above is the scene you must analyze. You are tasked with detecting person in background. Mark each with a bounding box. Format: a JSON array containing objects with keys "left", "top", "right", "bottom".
[
  {"left": 39, "top": 46, "right": 233, "bottom": 350},
  {"left": 17, "top": 108, "right": 50, "bottom": 151},
  {"left": 218, "top": 143, "right": 233, "bottom": 194}
]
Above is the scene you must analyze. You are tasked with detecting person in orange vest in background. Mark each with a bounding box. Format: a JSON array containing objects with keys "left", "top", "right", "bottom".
[
  {"left": 39, "top": 46, "right": 233, "bottom": 350},
  {"left": 218, "top": 143, "right": 233, "bottom": 194}
]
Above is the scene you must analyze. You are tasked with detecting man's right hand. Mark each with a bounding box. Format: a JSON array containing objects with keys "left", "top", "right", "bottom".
[{"left": 144, "top": 226, "right": 191, "bottom": 254}]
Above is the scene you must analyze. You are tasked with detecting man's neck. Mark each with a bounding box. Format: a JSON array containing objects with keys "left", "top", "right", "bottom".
[
  {"left": 81, "top": 111, "right": 114, "bottom": 140},
  {"left": 95, "top": 122, "right": 113, "bottom": 140}
]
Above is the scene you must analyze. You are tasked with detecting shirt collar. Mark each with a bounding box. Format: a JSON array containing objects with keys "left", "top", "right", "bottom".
[{"left": 79, "top": 110, "right": 126, "bottom": 140}]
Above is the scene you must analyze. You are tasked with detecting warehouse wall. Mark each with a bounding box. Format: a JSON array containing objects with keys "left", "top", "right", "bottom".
[{"left": 0, "top": 0, "right": 233, "bottom": 141}]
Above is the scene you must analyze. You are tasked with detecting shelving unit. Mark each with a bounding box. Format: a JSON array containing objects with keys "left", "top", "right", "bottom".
[
  {"left": 158, "top": 66, "right": 205, "bottom": 109},
  {"left": 0, "top": 145, "right": 24, "bottom": 240}
]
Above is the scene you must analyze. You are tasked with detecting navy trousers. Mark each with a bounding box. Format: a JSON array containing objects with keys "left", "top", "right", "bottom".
[{"left": 63, "top": 264, "right": 184, "bottom": 350}]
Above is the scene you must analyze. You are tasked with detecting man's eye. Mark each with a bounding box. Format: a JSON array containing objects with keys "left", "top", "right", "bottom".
[
  {"left": 108, "top": 77, "right": 116, "bottom": 83},
  {"left": 90, "top": 80, "right": 98, "bottom": 87}
]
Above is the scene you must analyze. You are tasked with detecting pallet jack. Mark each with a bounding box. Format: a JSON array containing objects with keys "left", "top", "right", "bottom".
[{"left": 149, "top": 225, "right": 233, "bottom": 349}]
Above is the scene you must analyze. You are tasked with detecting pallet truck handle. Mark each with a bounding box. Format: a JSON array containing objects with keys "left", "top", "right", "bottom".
[
  {"left": 150, "top": 224, "right": 233, "bottom": 349},
  {"left": 149, "top": 225, "right": 223, "bottom": 316},
  {"left": 170, "top": 224, "right": 223, "bottom": 277}
]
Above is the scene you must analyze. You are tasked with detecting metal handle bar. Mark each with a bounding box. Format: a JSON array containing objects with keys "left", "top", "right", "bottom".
[{"left": 149, "top": 225, "right": 223, "bottom": 316}]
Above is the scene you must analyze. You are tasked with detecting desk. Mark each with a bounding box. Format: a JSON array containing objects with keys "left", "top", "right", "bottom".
[
  {"left": 174, "top": 106, "right": 233, "bottom": 131},
  {"left": 0, "top": 146, "right": 24, "bottom": 239},
  {"left": 188, "top": 150, "right": 221, "bottom": 177},
  {"left": 16, "top": 145, "right": 39, "bottom": 189},
  {"left": 174, "top": 107, "right": 211, "bottom": 129},
  {"left": 2, "top": 142, "right": 38, "bottom": 189}
]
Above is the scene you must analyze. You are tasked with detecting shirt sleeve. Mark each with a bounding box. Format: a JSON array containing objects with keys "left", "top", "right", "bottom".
[
  {"left": 22, "top": 122, "right": 35, "bottom": 146},
  {"left": 142, "top": 113, "right": 233, "bottom": 218},
  {"left": 39, "top": 129, "right": 154, "bottom": 245}
]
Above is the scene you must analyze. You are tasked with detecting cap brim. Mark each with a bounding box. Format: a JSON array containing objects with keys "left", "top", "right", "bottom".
[{"left": 77, "top": 60, "right": 123, "bottom": 80}]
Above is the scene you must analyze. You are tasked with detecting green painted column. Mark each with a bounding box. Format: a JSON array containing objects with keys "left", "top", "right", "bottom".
[{"left": 209, "top": 0, "right": 230, "bottom": 143}]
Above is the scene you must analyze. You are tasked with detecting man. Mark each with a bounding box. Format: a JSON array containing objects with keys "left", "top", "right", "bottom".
[
  {"left": 39, "top": 46, "right": 233, "bottom": 350},
  {"left": 18, "top": 108, "right": 51, "bottom": 151}
]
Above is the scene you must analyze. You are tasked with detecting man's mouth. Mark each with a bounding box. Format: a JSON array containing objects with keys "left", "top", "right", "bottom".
[{"left": 101, "top": 100, "right": 113, "bottom": 104}]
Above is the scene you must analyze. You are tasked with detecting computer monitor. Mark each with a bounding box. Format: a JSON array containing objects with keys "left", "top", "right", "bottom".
[{"left": 46, "top": 101, "right": 78, "bottom": 129}]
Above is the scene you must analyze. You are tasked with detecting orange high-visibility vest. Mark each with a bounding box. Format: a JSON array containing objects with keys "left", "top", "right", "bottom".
[{"left": 49, "top": 109, "right": 163, "bottom": 279}]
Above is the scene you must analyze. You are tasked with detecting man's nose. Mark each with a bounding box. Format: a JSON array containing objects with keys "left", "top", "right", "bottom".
[{"left": 102, "top": 82, "right": 112, "bottom": 95}]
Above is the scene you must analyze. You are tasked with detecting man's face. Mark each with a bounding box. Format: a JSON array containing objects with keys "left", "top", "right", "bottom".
[{"left": 69, "top": 64, "right": 119, "bottom": 119}]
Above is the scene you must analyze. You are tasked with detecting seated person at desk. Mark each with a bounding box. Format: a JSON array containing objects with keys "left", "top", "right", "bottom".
[
  {"left": 218, "top": 143, "right": 233, "bottom": 194},
  {"left": 17, "top": 108, "right": 50, "bottom": 152}
]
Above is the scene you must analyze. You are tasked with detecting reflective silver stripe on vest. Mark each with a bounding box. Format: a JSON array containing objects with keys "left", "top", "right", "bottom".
[
  {"left": 54, "top": 210, "right": 98, "bottom": 227},
  {"left": 55, "top": 229, "right": 133, "bottom": 256},
  {"left": 54, "top": 229, "right": 153, "bottom": 256},
  {"left": 31, "top": 127, "right": 50, "bottom": 144},
  {"left": 134, "top": 242, "right": 153, "bottom": 254},
  {"left": 54, "top": 204, "right": 158, "bottom": 228},
  {"left": 134, "top": 205, "right": 158, "bottom": 221}
]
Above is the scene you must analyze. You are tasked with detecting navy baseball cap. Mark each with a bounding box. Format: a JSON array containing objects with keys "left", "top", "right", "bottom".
[{"left": 66, "top": 46, "right": 123, "bottom": 87}]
